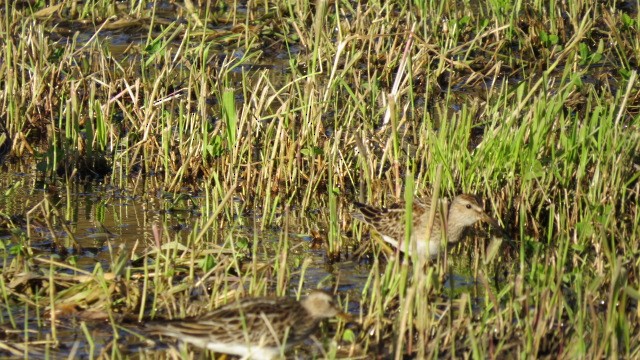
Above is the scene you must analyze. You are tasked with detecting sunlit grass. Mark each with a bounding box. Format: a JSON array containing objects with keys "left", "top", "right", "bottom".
[{"left": 0, "top": 0, "right": 639, "bottom": 358}]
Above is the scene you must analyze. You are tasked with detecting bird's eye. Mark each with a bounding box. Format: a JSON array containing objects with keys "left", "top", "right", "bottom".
[{"left": 466, "top": 204, "right": 472, "bottom": 209}]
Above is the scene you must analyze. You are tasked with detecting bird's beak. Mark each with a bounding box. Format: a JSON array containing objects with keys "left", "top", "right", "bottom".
[
  {"left": 482, "top": 213, "right": 511, "bottom": 239},
  {"left": 481, "top": 213, "right": 501, "bottom": 228}
]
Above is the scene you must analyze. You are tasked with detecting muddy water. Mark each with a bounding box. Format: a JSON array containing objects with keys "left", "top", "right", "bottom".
[
  {"left": 0, "top": 169, "right": 364, "bottom": 357},
  {"left": 0, "top": 167, "right": 490, "bottom": 358}
]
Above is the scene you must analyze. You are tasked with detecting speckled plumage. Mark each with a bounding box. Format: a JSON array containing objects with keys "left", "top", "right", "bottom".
[
  {"left": 353, "top": 194, "right": 500, "bottom": 259},
  {"left": 146, "top": 291, "right": 342, "bottom": 360}
]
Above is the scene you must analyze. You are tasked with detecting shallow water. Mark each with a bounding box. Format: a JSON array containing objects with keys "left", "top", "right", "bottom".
[
  {"left": 0, "top": 1, "right": 538, "bottom": 357},
  {"left": 0, "top": 166, "right": 495, "bottom": 358}
]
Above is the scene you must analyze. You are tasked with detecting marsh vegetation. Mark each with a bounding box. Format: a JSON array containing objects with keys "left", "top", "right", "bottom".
[{"left": 0, "top": 0, "right": 639, "bottom": 358}]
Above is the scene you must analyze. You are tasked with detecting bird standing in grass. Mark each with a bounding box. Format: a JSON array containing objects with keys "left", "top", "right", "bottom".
[
  {"left": 146, "top": 290, "right": 346, "bottom": 360},
  {"left": 352, "top": 194, "right": 502, "bottom": 259}
]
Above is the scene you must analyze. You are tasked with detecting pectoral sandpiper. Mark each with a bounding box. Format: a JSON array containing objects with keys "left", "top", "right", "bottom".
[
  {"left": 352, "top": 194, "right": 501, "bottom": 259},
  {"left": 146, "top": 290, "right": 345, "bottom": 360}
]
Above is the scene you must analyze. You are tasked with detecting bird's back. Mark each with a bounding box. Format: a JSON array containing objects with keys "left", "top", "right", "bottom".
[
  {"left": 147, "top": 297, "right": 318, "bottom": 347},
  {"left": 353, "top": 199, "right": 447, "bottom": 257},
  {"left": 354, "top": 200, "right": 441, "bottom": 235}
]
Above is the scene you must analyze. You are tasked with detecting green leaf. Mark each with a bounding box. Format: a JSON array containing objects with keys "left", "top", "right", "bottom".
[
  {"left": 300, "top": 147, "right": 323, "bottom": 157},
  {"left": 222, "top": 89, "right": 237, "bottom": 147},
  {"left": 199, "top": 255, "right": 216, "bottom": 272},
  {"left": 342, "top": 329, "right": 356, "bottom": 343}
]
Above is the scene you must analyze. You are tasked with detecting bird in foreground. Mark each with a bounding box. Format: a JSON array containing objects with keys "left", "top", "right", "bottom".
[
  {"left": 145, "top": 290, "right": 346, "bottom": 360},
  {"left": 352, "top": 194, "right": 502, "bottom": 259}
]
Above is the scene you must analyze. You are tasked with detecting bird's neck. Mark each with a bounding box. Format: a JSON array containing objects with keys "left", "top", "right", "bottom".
[
  {"left": 445, "top": 222, "right": 465, "bottom": 244},
  {"left": 444, "top": 201, "right": 464, "bottom": 243}
]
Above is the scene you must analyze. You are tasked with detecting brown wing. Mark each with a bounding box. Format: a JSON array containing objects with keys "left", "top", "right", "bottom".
[
  {"left": 147, "top": 296, "right": 316, "bottom": 347},
  {"left": 353, "top": 201, "right": 430, "bottom": 241}
]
